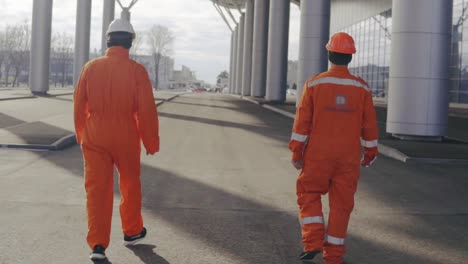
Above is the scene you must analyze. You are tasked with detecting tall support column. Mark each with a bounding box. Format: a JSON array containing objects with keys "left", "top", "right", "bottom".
[
  {"left": 235, "top": 14, "right": 245, "bottom": 95},
  {"left": 229, "top": 30, "right": 236, "bottom": 93},
  {"left": 101, "top": 0, "right": 115, "bottom": 55},
  {"left": 387, "top": 0, "right": 452, "bottom": 138},
  {"left": 251, "top": 0, "right": 269, "bottom": 97},
  {"left": 29, "top": 0, "right": 53, "bottom": 95},
  {"left": 73, "top": 0, "right": 92, "bottom": 86},
  {"left": 265, "top": 0, "right": 290, "bottom": 102},
  {"left": 231, "top": 27, "right": 239, "bottom": 94},
  {"left": 242, "top": 1, "right": 254, "bottom": 96},
  {"left": 297, "top": 0, "right": 330, "bottom": 104}
]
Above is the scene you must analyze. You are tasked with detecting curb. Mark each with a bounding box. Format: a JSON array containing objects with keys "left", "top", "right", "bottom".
[
  {"left": 233, "top": 94, "right": 468, "bottom": 165},
  {"left": 50, "top": 133, "right": 77, "bottom": 150},
  {"left": 0, "top": 96, "right": 36, "bottom": 101},
  {"left": 0, "top": 92, "right": 74, "bottom": 101},
  {"left": 0, "top": 133, "right": 77, "bottom": 151}
]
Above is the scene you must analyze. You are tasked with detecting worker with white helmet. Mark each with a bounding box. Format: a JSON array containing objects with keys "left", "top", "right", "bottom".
[{"left": 74, "top": 18, "right": 160, "bottom": 261}]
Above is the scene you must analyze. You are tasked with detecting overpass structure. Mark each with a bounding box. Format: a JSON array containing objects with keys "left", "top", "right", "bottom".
[{"left": 28, "top": 0, "right": 454, "bottom": 140}]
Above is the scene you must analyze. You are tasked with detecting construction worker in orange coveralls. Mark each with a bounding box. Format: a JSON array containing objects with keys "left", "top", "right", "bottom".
[
  {"left": 290, "top": 32, "right": 379, "bottom": 264},
  {"left": 74, "top": 19, "right": 159, "bottom": 261}
]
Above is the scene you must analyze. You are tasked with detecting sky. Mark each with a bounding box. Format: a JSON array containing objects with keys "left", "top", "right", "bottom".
[{"left": 0, "top": 0, "right": 300, "bottom": 84}]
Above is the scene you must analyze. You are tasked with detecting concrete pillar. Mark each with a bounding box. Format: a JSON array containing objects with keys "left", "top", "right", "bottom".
[
  {"left": 29, "top": 0, "right": 53, "bottom": 95},
  {"left": 387, "top": 0, "right": 452, "bottom": 138},
  {"left": 251, "top": 0, "right": 269, "bottom": 97},
  {"left": 233, "top": 28, "right": 238, "bottom": 93},
  {"left": 73, "top": 0, "right": 92, "bottom": 86},
  {"left": 229, "top": 31, "right": 235, "bottom": 93},
  {"left": 297, "top": 0, "right": 330, "bottom": 104},
  {"left": 235, "top": 14, "right": 245, "bottom": 95},
  {"left": 265, "top": 0, "right": 290, "bottom": 102},
  {"left": 242, "top": 1, "right": 254, "bottom": 96},
  {"left": 101, "top": 0, "right": 115, "bottom": 55}
]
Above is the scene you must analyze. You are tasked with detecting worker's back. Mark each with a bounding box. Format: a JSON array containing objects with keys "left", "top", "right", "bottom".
[
  {"left": 304, "top": 66, "right": 373, "bottom": 161},
  {"left": 75, "top": 46, "right": 157, "bottom": 152}
]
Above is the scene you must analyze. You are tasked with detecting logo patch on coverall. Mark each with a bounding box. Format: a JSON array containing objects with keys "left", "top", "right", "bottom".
[{"left": 335, "top": 95, "right": 347, "bottom": 106}]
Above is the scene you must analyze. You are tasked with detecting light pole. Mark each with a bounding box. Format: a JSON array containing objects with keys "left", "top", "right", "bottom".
[{"left": 116, "top": 0, "right": 139, "bottom": 21}]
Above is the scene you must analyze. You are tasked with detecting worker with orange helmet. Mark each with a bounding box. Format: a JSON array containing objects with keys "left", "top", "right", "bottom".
[
  {"left": 290, "top": 32, "right": 378, "bottom": 263},
  {"left": 74, "top": 18, "right": 159, "bottom": 261}
]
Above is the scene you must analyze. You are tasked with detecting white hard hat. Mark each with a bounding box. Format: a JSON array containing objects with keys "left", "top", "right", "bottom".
[{"left": 106, "top": 18, "right": 135, "bottom": 36}]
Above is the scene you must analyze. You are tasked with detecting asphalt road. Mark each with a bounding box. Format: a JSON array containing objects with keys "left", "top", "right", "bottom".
[{"left": 0, "top": 93, "right": 467, "bottom": 264}]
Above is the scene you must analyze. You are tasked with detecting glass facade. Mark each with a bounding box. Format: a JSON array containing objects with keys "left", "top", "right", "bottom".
[
  {"left": 451, "top": 0, "right": 468, "bottom": 103},
  {"left": 339, "top": 9, "right": 392, "bottom": 99},
  {"left": 338, "top": 3, "right": 468, "bottom": 104}
]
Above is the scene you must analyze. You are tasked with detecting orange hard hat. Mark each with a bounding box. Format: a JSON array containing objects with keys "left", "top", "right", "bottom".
[{"left": 326, "top": 32, "right": 356, "bottom": 54}]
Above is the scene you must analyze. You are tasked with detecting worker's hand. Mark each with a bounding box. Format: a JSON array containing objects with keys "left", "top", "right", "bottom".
[
  {"left": 361, "top": 147, "right": 378, "bottom": 167},
  {"left": 291, "top": 160, "right": 304, "bottom": 170},
  {"left": 361, "top": 155, "right": 377, "bottom": 167}
]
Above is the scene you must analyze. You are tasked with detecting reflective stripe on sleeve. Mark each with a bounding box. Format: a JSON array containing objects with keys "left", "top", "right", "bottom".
[
  {"left": 361, "top": 139, "right": 378, "bottom": 148},
  {"left": 291, "top": 132, "right": 308, "bottom": 142},
  {"left": 326, "top": 235, "right": 345, "bottom": 245},
  {"left": 301, "top": 216, "right": 324, "bottom": 226},
  {"left": 308, "top": 77, "right": 369, "bottom": 91}
]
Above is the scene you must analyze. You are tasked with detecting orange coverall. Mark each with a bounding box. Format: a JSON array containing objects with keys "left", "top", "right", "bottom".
[
  {"left": 74, "top": 46, "right": 159, "bottom": 250},
  {"left": 289, "top": 65, "right": 378, "bottom": 263}
]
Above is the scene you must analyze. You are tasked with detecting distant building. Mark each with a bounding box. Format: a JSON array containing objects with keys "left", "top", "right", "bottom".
[
  {"left": 132, "top": 55, "right": 174, "bottom": 90},
  {"left": 170, "top": 65, "right": 201, "bottom": 89}
]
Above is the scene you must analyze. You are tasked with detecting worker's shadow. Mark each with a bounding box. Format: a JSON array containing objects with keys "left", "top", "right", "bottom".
[{"left": 127, "top": 244, "right": 170, "bottom": 264}]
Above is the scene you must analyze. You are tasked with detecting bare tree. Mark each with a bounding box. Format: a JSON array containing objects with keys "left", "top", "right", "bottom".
[
  {"left": 10, "top": 21, "right": 31, "bottom": 87},
  {"left": 147, "top": 25, "right": 174, "bottom": 89},
  {"left": 51, "top": 32, "right": 74, "bottom": 87},
  {"left": 0, "top": 30, "right": 6, "bottom": 83},
  {"left": 130, "top": 31, "right": 144, "bottom": 60},
  {"left": 2, "top": 25, "right": 19, "bottom": 86}
]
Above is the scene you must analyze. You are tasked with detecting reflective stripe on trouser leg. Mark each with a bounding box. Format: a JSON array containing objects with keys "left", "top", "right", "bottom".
[
  {"left": 297, "top": 169, "right": 329, "bottom": 252},
  {"left": 326, "top": 235, "right": 345, "bottom": 245},
  {"left": 301, "top": 216, "right": 324, "bottom": 225}
]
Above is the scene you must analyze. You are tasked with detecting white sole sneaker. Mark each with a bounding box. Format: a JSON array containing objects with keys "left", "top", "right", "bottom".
[
  {"left": 90, "top": 253, "right": 106, "bottom": 260},
  {"left": 123, "top": 235, "right": 146, "bottom": 246},
  {"left": 123, "top": 227, "right": 147, "bottom": 246}
]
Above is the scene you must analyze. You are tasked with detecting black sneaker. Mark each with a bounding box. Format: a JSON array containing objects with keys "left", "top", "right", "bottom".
[
  {"left": 123, "top": 227, "right": 147, "bottom": 246},
  {"left": 90, "top": 245, "right": 106, "bottom": 260},
  {"left": 299, "top": 251, "right": 321, "bottom": 263}
]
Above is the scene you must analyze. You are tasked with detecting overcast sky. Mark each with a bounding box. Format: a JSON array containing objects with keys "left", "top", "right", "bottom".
[{"left": 0, "top": 0, "right": 300, "bottom": 84}]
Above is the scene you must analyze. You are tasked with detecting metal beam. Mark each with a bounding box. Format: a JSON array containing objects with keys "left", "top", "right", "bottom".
[{"left": 213, "top": 3, "right": 234, "bottom": 31}]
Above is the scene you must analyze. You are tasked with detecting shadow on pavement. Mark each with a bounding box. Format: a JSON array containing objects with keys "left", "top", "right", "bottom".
[
  {"left": 127, "top": 244, "right": 170, "bottom": 264},
  {"left": 0, "top": 112, "right": 25, "bottom": 128},
  {"left": 43, "top": 144, "right": 452, "bottom": 264},
  {"left": 159, "top": 95, "right": 293, "bottom": 145}
]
